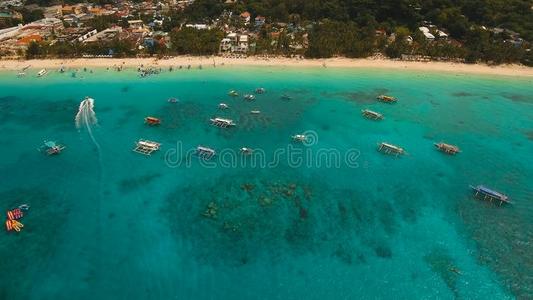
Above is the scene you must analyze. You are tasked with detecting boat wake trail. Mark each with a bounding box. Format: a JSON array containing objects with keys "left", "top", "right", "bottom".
[{"left": 75, "top": 97, "right": 104, "bottom": 199}]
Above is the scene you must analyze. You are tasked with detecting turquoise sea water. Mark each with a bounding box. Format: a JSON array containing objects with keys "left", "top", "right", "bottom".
[{"left": 0, "top": 66, "right": 531, "bottom": 299}]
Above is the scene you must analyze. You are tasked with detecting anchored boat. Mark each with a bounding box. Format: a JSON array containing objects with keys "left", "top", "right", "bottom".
[
  {"left": 470, "top": 185, "right": 510, "bottom": 205},
  {"left": 377, "top": 142, "right": 405, "bottom": 156},
  {"left": 37, "top": 69, "right": 47, "bottom": 77},
  {"left": 255, "top": 88, "right": 266, "bottom": 94},
  {"left": 240, "top": 147, "right": 253, "bottom": 155},
  {"left": 145, "top": 116, "right": 161, "bottom": 126},
  {"left": 197, "top": 146, "right": 216, "bottom": 159},
  {"left": 210, "top": 117, "right": 236, "bottom": 128},
  {"left": 38, "top": 140, "right": 66, "bottom": 155},
  {"left": 228, "top": 90, "right": 239, "bottom": 97},
  {"left": 250, "top": 110, "right": 261, "bottom": 114},
  {"left": 133, "top": 140, "right": 161, "bottom": 155},
  {"left": 244, "top": 94, "right": 256, "bottom": 101},
  {"left": 362, "top": 109, "right": 384, "bottom": 120},
  {"left": 434, "top": 142, "right": 460, "bottom": 155},
  {"left": 292, "top": 134, "right": 308, "bottom": 143},
  {"left": 219, "top": 103, "right": 229, "bottom": 109},
  {"left": 377, "top": 95, "right": 397, "bottom": 103}
]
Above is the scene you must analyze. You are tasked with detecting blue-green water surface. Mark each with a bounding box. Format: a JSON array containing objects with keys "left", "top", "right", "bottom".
[{"left": 0, "top": 66, "right": 531, "bottom": 299}]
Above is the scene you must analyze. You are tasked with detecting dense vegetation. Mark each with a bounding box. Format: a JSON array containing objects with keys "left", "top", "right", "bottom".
[{"left": 5, "top": 0, "right": 532, "bottom": 65}]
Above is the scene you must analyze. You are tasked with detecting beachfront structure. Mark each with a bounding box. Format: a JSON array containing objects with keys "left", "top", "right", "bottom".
[
  {"left": 133, "top": 140, "right": 161, "bottom": 155},
  {"left": 219, "top": 33, "right": 249, "bottom": 54},
  {"left": 470, "top": 185, "right": 510, "bottom": 205},
  {"left": 419, "top": 26, "right": 435, "bottom": 40},
  {"left": 377, "top": 142, "right": 405, "bottom": 156}
]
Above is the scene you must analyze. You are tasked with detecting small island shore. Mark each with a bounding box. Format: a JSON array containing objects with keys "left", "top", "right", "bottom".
[{"left": 1, "top": 57, "right": 532, "bottom": 77}]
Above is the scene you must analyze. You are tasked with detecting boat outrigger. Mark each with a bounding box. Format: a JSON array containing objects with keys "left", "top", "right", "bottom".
[
  {"left": 470, "top": 185, "right": 510, "bottom": 205},
  {"left": 219, "top": 103, "right": 229, "bottom": 109},
  {"left": 244, "top": 94, "right": 256, "bottom": 101},
  {"left": 133, "top": 139, "right": 161, "bottom": 155},
  {"left": 38, "top": 140, "right": 66, "bottom": 155},
  {"left": 255, "top": 88, "right": 266, "bottom": 94},
  {"left": 434, "top": 142, "right": 460, "bottom": 155},
  {"left": 362, "top": 109, "right": 384, "bottom": 120},
  {"left": 377, "top": 95, "right": 397, "bottom": 103},
  {"left": 228, "top": 90, "right": 239, "bottom": 97},
  {"left": 292, "top": 134, "right": 308, "bottom": 143},
  {"left": 377, "top": 142, "right": 405, "bottom": 156},
  {"left": 210, "top": 117, "right": 236, "bottom": 128},
  {"left": 145, "top": 116, "right": 161, "bottom": 126},
  {"left": 37, "top": 69, "right": 47, "bottom": 77},
  {"left": 196, "top": 146, "right": 216, "bottom": 159}
]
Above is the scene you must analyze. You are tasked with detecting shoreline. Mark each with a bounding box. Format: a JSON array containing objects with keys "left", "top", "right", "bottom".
[{"left": 1, "top": 57, "right": 532, "bottom": 77}]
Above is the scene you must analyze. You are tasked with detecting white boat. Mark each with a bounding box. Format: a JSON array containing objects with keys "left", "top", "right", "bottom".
[
  {"left": 37, "top": 69, "right": 47, "bottom": 77},
  {"left": 250, "top": 110, "right": 261, "bottom": 114},
  {"left": 240, "top": 147, "right": 253, "bottom": 154},
  {"left": 219, "top": 103, "right": 229, "bottom": 109},
  {"left": 244, "top": 94, "right": 255, "bottom": 101},
  {"left": 210, "top": 117, "right": 236, "bottom": 128},
  {"left": 17, "top": 72, "right": 25, "bottom": 77},
  {"left": 292, "top": 134, "right": 307, "bottom": 142}
]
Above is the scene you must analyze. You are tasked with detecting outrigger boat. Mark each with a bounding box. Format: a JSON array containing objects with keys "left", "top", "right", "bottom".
[
  {"left": 228, "top": 90, "right": 239, "bottom": 97},
  {"left": 38, "top": 140, "right": 66, "bottom": 155},
  {"left": 210, "top": 117, "right": 236, "bottom": 128},
  {"left": 196, "top": 146, "right": 216, "bottom": 159},
  {"left": 377, "top": 142, "right": 405, "bottom": 156},
  {"left": 255, "top": 88, "right": 266, "bottom": 94},
  {"left": 244, "top": 94, "right": 256, "bottom": 101},
  {"left": 250, "top": 110, "right": 261, "bottom": 114},
  {"left": 133, "top": 139, "right": 161, "bottom": 155},
  {"left": 377, "top": 95, "right": 397, "bottom": 103},
  {"left": 144, "top": 116, "right": 161, "bottom": 126},
  {"left": 218, "top": 103, "right": 229, "bottom": 109},
  {"left": 470, "top": 185, "right": 510, "bottom": 205},
  {"left": 434, "top": 142, "right": 460, "bottom": 155},
  {"left": 37, "top": 69, "right": 47, "bottom": 77},
  {"left": 362, "top": 109, "right": 384, "bottom": 120},
  {"left": 240, "top": 147, "right": 253, "bottom": 155},
  {"left": 17, "top": 72, "right": 25, "bottom": 77},
  {"left": 168, "top": 97, "right": 179, "bottom": 103},
  {"left": 292, "top": 134, "right": 308, "bottom": 143}
]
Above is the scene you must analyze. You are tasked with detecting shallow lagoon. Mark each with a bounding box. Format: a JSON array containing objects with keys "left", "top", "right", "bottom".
[{"left": 0, "top": 66, "right": 531, "bottom": 299}]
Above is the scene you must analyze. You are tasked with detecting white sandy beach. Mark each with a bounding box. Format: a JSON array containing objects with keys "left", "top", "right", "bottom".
[{"left": 1, "top": 56, "right": 532, "bottom": 77}]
